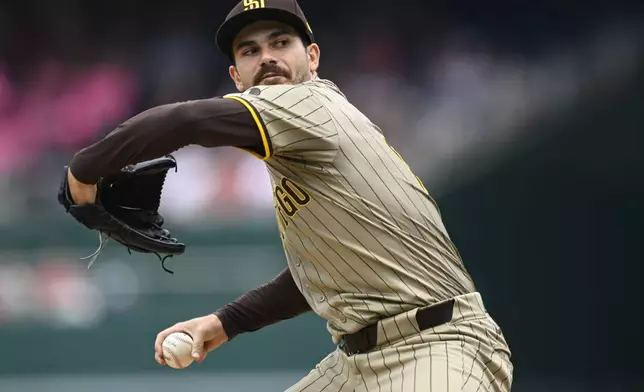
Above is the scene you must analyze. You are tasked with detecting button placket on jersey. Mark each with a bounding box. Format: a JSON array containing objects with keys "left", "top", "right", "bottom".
[
  {"left": 296, "top": 257, "right": 327, "bottom": 304},
  {"left": 303, "top": 281, "right": 326, "bottom": 303}
]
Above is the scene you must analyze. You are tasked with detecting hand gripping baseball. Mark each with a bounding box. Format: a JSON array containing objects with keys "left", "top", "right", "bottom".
[{"left": 154, "top": 314, "right": 229, "bottom": 365}]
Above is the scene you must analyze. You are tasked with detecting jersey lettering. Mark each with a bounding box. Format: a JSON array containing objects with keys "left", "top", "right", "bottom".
[
  {"left": 274, "top": 177, "right": 311, "bottom": 227},
  {"left": 232, "top": 80, "right": 477, "bottom": 346}
]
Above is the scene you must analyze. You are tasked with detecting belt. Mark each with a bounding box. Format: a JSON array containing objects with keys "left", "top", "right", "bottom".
[{"left": 338, "top": 299, "right": 455, "bottom": 356}]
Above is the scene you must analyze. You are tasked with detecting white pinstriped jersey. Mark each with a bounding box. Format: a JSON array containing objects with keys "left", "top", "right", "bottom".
[{"left": 224, "top": 79, "right": 476, "bottom": 343}]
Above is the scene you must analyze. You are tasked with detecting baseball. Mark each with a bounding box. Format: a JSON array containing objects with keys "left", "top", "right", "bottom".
[{"left": 162, "top": 332, "right": 195, "bottom": 369}]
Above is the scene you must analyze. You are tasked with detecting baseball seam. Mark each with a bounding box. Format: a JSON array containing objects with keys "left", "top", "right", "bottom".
[
  {"left": 163, "top": 334, "right": 193, "bottom": 369},
  {"left": 174, "top": 336, "right": 193, "bottom": 346},
  {"left": 163, "top": 346, "right": 183, "bottom": 368}
]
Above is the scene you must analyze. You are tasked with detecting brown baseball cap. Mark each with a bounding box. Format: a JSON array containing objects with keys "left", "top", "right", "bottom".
[{"left": 216, "top": 0, "right": 315, "bottom": 62}]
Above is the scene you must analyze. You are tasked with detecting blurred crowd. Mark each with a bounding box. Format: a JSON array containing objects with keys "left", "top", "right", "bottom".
[{"left": 0, "top": 1, "right": 641, "bottom": 225}]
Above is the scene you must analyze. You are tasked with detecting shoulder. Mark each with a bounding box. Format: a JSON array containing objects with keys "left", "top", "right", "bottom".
[
  {"left": 225, "top": 84, "right": 307, "bottom": 102},
  {"left": 224, "top": 79, "right": 343, "bottom": 102}
]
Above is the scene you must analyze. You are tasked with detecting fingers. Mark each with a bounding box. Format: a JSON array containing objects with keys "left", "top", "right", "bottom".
[
  {"left": 191, "top": 333, "right": 204, "bottom": 362},
  {"left": 191, "top": 335, "right": 225, "bottom": 363},
  {"left": 155, "top": 315, "right": 226, "bottom": 366},
  {"left": 154, "top": 323, "right": 185, "bottom": 366}
]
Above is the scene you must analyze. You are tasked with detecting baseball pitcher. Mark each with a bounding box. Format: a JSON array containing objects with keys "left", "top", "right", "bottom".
[{"left": 60, "top": 1, "right": 514, "bottom": 390}]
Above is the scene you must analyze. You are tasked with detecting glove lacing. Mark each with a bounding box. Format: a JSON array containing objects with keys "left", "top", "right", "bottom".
[
  {"left": 80, "top": 232, "right": 110, "bottom": 271},
  {"left": 81, "top": 231, "right": 175, "bottom": 274}
]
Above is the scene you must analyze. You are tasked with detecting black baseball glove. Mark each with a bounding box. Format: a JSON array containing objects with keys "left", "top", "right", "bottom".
[{"left": 58, "top": 155, "right": 186, "bottom": 273}]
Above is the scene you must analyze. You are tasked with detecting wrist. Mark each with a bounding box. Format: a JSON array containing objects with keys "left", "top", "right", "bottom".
[
  {"left": 210, "top": 312, "right": 231, "bottom": 342},
  {"left": 66, "top": 168, "right": 97, "bottom": 205},
  {"left": 214, "top": 307, "right": 239, "bottom": 341},
  {"left": 67, "top": 168, "right": 95, "bottom": 186}
]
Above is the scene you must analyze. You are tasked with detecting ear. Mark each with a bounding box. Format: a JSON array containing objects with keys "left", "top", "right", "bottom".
[
  {"left": 228, "top": 65, "right": 245, "bottom": 92},
  {"left": 307, "top": 43, "right": 320, "bottom": 74}
]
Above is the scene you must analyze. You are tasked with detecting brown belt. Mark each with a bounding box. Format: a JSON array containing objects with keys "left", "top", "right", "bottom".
[{"left": 338, "top": 299, "right": 455, "bottom": 356}]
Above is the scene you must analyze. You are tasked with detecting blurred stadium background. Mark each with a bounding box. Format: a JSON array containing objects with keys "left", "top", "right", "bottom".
[{"left": 0, "top": 1, "right": 642, "bottom": 391}]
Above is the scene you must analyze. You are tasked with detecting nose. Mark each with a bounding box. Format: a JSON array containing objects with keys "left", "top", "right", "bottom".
[{"left": 259, "top": 52, "right": 278, "bottom": 67}]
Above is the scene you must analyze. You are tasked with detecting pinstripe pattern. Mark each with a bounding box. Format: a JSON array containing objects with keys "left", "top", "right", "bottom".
[
  {"left": 225, "top": 80, "right": 475, "bottom": 340},
  {"left": 225, "top": 80, "right": 512, "bottom": 391},
  {"left": 286, "top": 350, "right": 358, "bottom": 392},
  {"left": 288, "top": 293, "right": 512, "bottom": 391}
]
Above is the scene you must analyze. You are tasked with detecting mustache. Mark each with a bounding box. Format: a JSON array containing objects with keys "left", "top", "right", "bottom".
[{"left": 253, "top": 64, "right": 290, "bottom": 85}]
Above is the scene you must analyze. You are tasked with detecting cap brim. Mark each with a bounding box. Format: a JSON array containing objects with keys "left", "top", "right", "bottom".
[{"left": 216, "top": 8, "right": 313, "bottom": 62}]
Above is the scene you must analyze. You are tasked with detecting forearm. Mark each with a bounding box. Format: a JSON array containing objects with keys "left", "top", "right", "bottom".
[
  {"left": 215, "top": 268, "right": 312, "bottom": 341},
  {"left": 69, "top": 98, "right": 263, "bottom": 184}
]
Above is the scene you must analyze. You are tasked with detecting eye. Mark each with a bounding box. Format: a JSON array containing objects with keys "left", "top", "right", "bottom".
[
  {"left": 274, "top": 39, "right": 290, "bottom": 48},
  {"left": 242, "top": 47, "right": 259, "bottom": 57}
]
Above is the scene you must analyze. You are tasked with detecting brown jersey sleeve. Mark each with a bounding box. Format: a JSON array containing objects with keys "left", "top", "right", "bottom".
[
  {"left": 214, "top": 267, "right": 312, "bottom": 341},
  {"left": 68, "top": 98, "right": 268, "bottom": 184}
]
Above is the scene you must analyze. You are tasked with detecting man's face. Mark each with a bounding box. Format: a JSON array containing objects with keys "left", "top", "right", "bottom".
[{"left": 228, "top": 20, "right": 320, "bottom": 92}]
